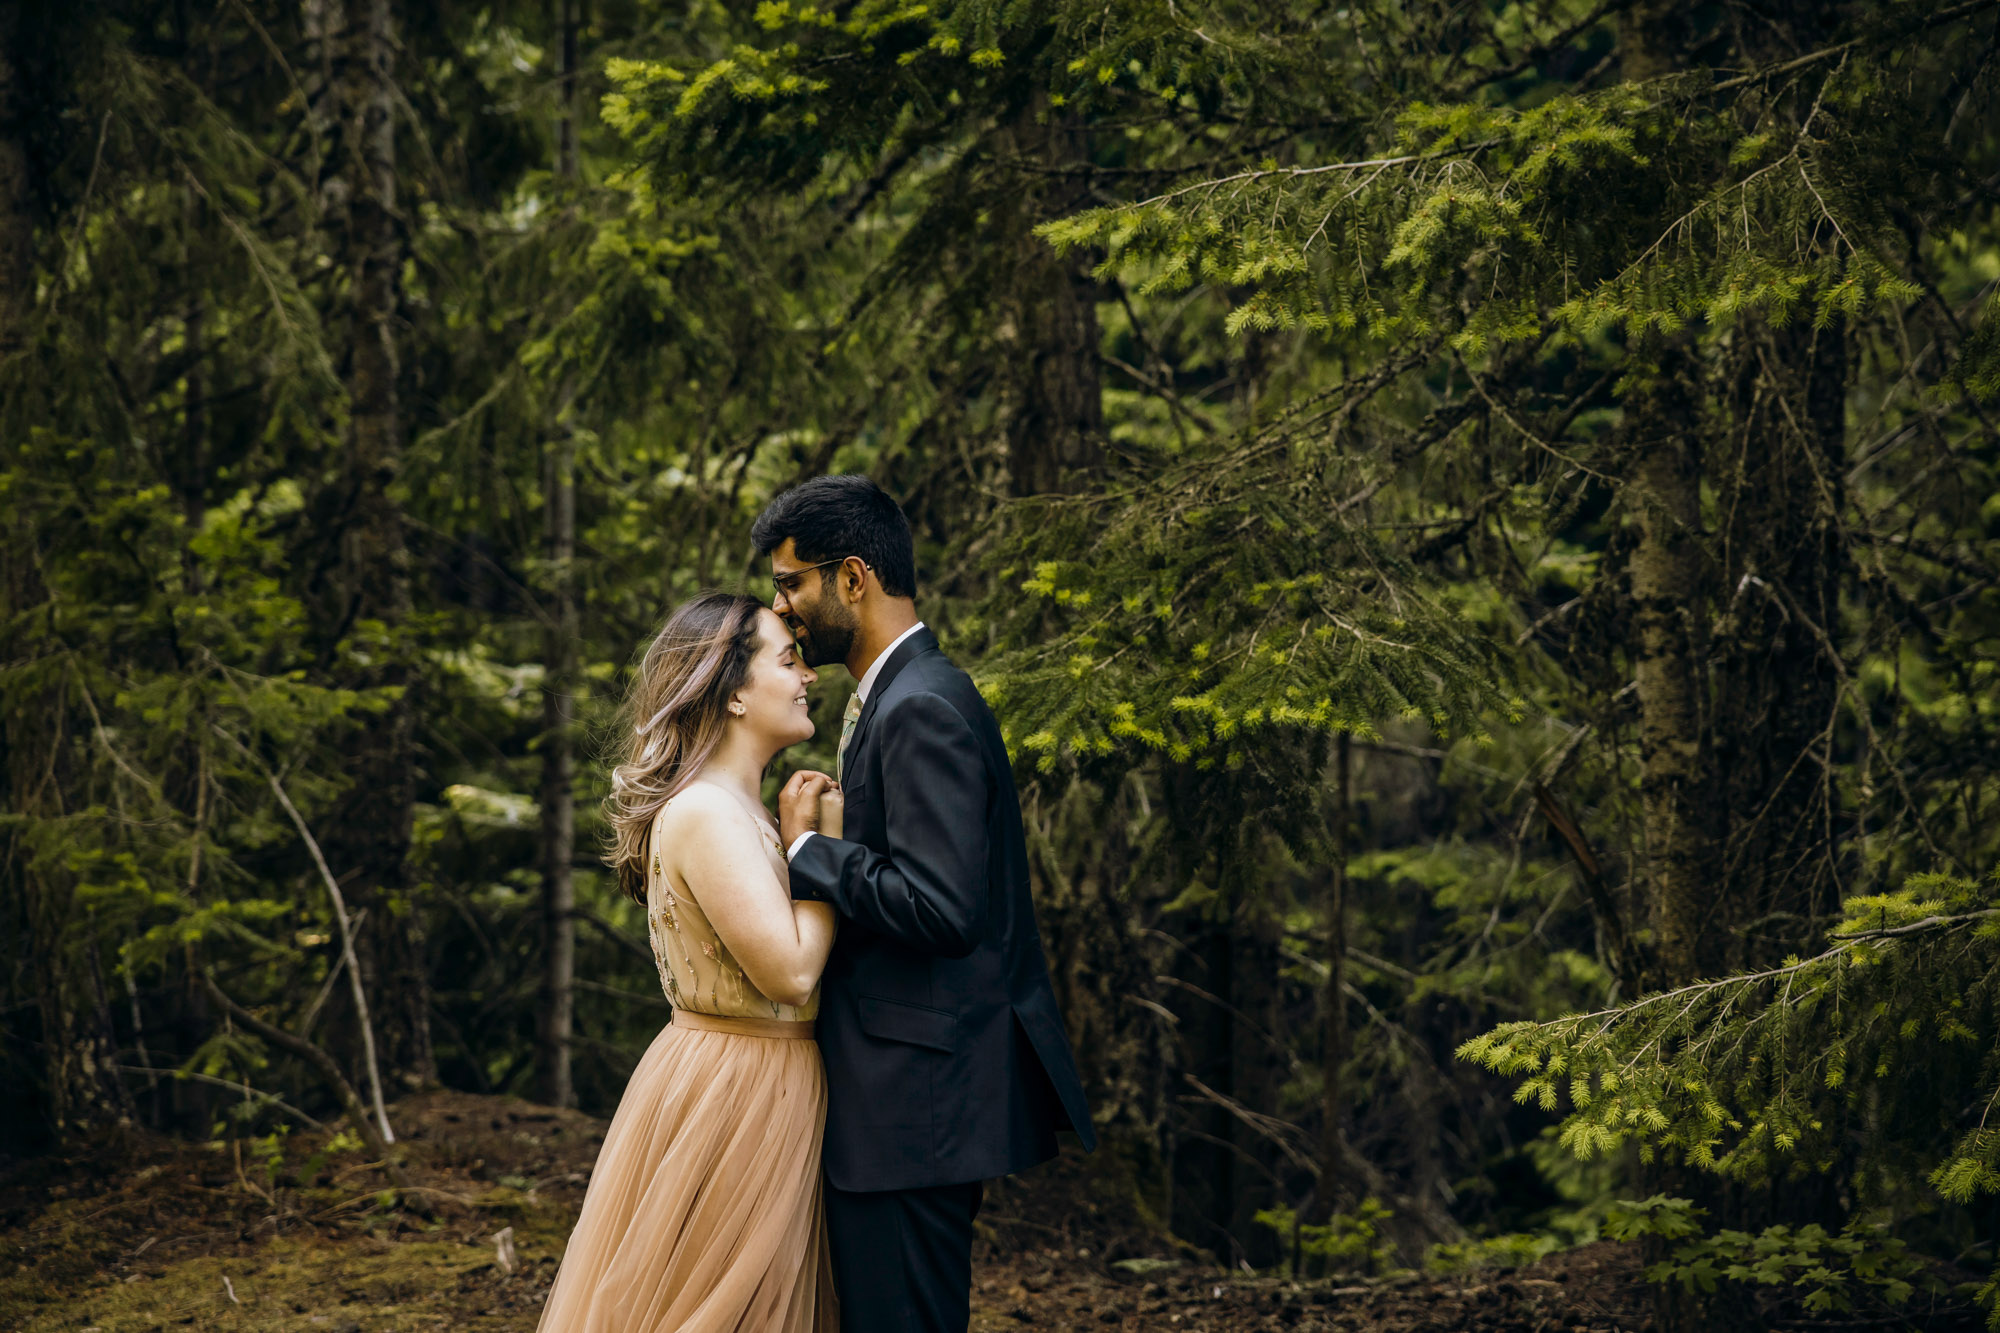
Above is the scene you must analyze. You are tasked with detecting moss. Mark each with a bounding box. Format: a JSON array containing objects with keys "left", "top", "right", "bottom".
[
  {"left": 9, "top": 1221, "right": 574, "bottom": 1333},
  {"left": 469, "top": 1185, "right": 536, "bottom": 1217}
]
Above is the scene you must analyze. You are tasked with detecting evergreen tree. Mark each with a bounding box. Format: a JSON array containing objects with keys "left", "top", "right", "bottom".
[
  {"left": 602, "top": 0, "right": 2000, "bottom": 1276},
  {"left": 4, "top": 2, "right": 1998, "bottom": 1317}
]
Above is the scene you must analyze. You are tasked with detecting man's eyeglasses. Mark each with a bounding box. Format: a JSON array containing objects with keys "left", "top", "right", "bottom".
[{"left": 772, "top": 557, "right": 864, "bottom": 600}]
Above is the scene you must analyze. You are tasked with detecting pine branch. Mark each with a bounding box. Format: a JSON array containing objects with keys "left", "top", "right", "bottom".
[
  {"left": 1551, "top": 907, "right": 1997, "bottom": 1036},
  {"left": 1709, "top": 0, "right": 2000, "bottom": 92},
  {"left": 1116, "top": 148, "right": 1490, "bottom": 213}
]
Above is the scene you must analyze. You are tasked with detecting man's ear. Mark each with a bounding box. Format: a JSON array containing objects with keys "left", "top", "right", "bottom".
[{"left": 841, "top": 557, "right": 869, "bottom": 604}]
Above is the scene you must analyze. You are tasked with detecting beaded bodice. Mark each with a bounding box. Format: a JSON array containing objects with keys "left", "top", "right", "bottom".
[{"left": 646, "top": 799, "right": 820, "bottom": 1023}]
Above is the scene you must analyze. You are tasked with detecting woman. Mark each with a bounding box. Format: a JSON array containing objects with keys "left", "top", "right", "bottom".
[{"left": 538, "top": 591, "right": 842, "bottom": 1332}]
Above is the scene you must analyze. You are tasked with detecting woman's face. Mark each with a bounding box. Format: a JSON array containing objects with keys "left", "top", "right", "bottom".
[{"left": 732, "top": 608, "right": 818, "bottom": 749}]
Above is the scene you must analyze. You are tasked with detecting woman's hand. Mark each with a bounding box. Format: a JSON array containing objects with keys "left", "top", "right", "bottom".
[
  {"left": 818, "top": 783, "right": 844, "bottom": 842},
  {"left": 779, "top": 769, "right": 835, "bottom": 847}
]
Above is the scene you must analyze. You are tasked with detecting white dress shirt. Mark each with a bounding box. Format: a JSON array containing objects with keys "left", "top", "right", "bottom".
[{"left": 787, "top": 621, "right": 926, "bottom": 860}]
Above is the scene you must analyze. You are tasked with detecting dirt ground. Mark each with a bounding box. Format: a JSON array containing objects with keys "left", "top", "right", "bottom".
[{"left": 0, "top": 1090, "right": 1979, "bottom": 1332}]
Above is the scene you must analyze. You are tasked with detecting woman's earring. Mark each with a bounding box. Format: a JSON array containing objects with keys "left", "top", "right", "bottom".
[{"left": 729, "top": 701, "right": 745, "bottom": 717}]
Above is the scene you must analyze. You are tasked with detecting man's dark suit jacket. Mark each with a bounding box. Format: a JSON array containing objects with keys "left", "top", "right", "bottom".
[{"left": 788, "top": 627, "right": 1095, "bottom": 1193}]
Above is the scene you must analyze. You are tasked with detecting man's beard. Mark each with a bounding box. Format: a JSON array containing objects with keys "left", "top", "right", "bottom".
[{"left": 792, "top": 603, "right": 857, "bottom": 669}]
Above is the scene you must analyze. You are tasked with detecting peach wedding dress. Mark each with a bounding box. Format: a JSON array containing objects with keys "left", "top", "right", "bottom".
[{"left": 536, "top": 802, "right": 836, "bottom": 1332}]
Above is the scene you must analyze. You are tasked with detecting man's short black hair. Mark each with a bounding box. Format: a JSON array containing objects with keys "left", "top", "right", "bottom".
[{"left": 751, "top": 475, "right": 917, "bottom": 599}]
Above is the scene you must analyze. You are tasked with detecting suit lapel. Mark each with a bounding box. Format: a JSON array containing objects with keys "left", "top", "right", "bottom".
[{"left": 846, "top": 626, "right": 938, "bottom": 776}]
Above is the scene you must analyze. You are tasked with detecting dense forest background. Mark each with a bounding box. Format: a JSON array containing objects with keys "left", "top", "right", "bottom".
[{"left": 5, "top": 0, "right": 2000, "bottom": 1325}]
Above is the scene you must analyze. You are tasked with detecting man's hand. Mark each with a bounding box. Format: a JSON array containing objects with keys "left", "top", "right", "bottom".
[
  {"left": 818, "top": 783, "right": 845, "bottom": 842},
  {"left": 780, "top": 769, "right": 835, "bottom": 848}
]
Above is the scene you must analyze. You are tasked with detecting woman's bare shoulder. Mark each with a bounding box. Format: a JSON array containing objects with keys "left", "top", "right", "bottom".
[
  {"left": 656, "top": 782, "right": 762, "bottom": 851},
  {"left": 659, "top": 780, "right": 736, "bottom": 816}
]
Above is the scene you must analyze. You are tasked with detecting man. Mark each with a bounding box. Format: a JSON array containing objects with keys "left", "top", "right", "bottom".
[{"left": 757, "top": 475, "right": 1094, "bottom": 1333}]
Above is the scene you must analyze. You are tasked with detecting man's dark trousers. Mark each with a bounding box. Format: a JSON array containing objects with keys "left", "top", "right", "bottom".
[{"left": 826, "top": 1180, "right": 983, "bottom": 1333}]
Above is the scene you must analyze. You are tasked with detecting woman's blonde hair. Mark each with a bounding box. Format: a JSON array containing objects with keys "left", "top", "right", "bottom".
[{"left": 605, "top": 591, "right": 766, "bottom": 904}]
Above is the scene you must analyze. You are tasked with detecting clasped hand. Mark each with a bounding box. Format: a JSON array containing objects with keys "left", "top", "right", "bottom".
[{"left": 779, "top": 770, "right": 844, "bottom": 849}]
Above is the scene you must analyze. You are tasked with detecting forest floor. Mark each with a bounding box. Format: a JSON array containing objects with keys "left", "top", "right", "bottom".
[{"left": 0, "top": 1089, "right": 1980, "bottom": 1333}]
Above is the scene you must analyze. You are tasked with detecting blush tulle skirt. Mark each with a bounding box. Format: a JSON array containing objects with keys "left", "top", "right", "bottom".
[{"left": 535, "top": 1015, "right": 836, "bottom": 1332}]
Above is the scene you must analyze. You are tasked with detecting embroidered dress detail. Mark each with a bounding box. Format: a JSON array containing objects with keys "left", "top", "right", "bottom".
[{"left": 642, "top": 798, "right": 820, "bottom": 1025}]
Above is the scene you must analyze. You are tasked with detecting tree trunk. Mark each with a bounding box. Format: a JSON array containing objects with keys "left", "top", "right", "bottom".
[
  {"left": 1000, "top": 95, "right": 1104, "bottom": 497},
  {"left": 1317, "top": 733, "right": 1351, "bottom": 1216},
  {"left": 1710, "top": 321, "right": 1847, "bottom": 972},
  {"left": 28, "top": 927, "right": 134, "bottom": 1138},
  {"left": 1626, "top": 358, "right": 1738, "bottom": 1332},
  {"left": 1190, "top": 916, "right": 1239, "bottom": 1261},
  {"left": 2, "top": 677, "right": 134, "bottom": 1138},
  {"left": 316, "top": 0, "right": 433, "bottom": 1089},
  {"left": 1227, "top": 851, "right": 1285, "bottom": 1268},
  {"left": 534, "top": 5, "right": 583, "bottom": 1109},
  {"left": 341, "top": 0, "right": 402, "bottom": 623},
  {"left": 0, "top": 3, "right": 34, "bottom": 360},
  {"left": 537, "top": 428, "right": 578, "bottom": 1109},
  {"left": 1628, "top": 360, "right": 1721, "bottom": 986},
  {"left": 554, "top": 0, "right": 580, "bottom": 182}
]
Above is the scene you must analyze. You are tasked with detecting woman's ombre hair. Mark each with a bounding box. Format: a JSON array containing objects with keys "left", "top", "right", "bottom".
[{"left": 605, "top": 591, "right": 766, "bottom": 903}]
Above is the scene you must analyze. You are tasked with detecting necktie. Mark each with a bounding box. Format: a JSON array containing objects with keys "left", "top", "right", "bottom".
[{"left": 836, "top": 691, "right": 862, "bottom": 783}]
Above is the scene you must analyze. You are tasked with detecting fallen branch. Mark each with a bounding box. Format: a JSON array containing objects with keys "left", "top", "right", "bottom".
[
  {"left": 198, "top": 972, "right": 427, "bottom": 1213},
  {"left": 261, "top": 771, "right": 395, "bottom": 1145},
  {"left": 209, "top": 723, "right": 394, "bottom": 1145},
  {"left": 1532, "top": 783, "right": 1642, "bottom": 990},
  {"left": 1182, "top": 1073, "right": 1320, "bottom": 1175},
  {"left": 110, "top": 1064, "right": 326, "bottom": 1131}
]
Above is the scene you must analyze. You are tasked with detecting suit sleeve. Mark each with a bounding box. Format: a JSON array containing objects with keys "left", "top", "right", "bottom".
[{"left": 788, "top": 691, "right": 990, "bottom": 958}]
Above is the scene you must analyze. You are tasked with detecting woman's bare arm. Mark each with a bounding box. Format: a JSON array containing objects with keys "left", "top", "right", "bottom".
[{"left": 662, "top": 785, "right": 834, "bottom": 1008}]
